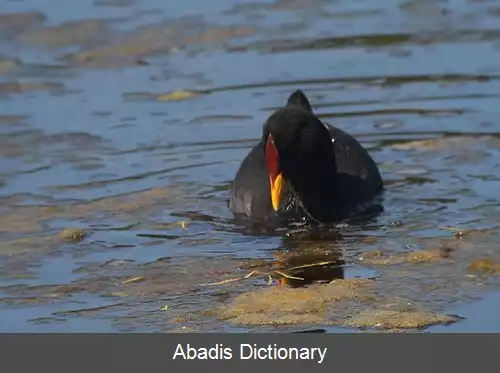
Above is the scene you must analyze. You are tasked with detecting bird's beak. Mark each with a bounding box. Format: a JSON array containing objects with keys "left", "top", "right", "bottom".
[
  {"left": 265, "top": 134, "right": 283, "bottom": 211},
  {"left": 270, "top": 172, "right": 283, "bottom": 211}
]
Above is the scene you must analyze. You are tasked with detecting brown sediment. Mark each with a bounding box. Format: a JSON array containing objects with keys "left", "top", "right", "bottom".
[
  {"left": 0, "top": 234, "right": 60, "bottom": 256},
  {"left": 0, "top": 58, "right": 18, "bottom": 75},
  {"left": 358, "top": 236, "right": 378, "bottom": 244},
  {"left": 227, "top": 313, "right": 326, "bottom": 325},
  {"left": 17, "top": 20, "right": 109, "bottom": 48},
  {"left": 390, "top": 137, "right": 474, "bottom": 151},
  {"left": 64, "top": 22, "right": 255, "bottom": 68},
  {"left": 240, "top": 259, "right": 268, "bottom": 269},
  {"left": 178, "top": 238, "right": 223, "bottom": 247},
  {"left": 0, "top": 12, "right": 46, "bottom": 35},
  {"left": 218, "top": 279, "right": 374, "bottom": 325},
  {"left": 0, "top": 81, "right": 66, "bottom": 96},
  {"left": 268, "top": 0, "right": 327, "bottom": 11},
  {"left": 0, "top": 187, "right": 181, "bottom": 235},
  {"left": 342, "top": 309, "right": 460, "bottom": 329},
  {"left": 59, "top": 228, "right": 85, "bottom": 242},
  {"left": 94, "top": 0, "right": 137, "bottom": 7},
  {"left": 358, "top": 246, "right": 453, "bottom": 266},
  {"left": 468, "top": 258, "right": 500, "bottom": 274}
]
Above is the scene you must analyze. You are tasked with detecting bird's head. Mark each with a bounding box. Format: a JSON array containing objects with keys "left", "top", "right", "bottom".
[{"left": 262, "top": 90, "right": 335, "bottom": 212}]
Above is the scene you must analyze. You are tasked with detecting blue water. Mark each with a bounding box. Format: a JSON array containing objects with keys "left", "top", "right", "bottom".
[{"left": 2, "top": 0, "right": 500, "bottom": 332}]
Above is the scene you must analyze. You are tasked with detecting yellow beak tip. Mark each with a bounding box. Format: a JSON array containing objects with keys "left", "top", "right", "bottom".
[{"left": 270, "top": 173, "right": 284, "bottom": 212}]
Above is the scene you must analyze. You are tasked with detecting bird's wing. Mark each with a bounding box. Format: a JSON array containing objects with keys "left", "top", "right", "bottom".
[{"left": 229, "top": 142, "right": 273, "bottom": 218}]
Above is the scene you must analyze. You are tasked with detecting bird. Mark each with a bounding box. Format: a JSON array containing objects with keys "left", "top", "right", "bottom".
[{"left": 228, "top": 89, "right": 383, "bottom": 224}]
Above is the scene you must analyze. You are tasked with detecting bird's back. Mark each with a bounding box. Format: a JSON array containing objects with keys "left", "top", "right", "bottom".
[{"left": 327, "top": 124, "right": 383, "bottom": 192}]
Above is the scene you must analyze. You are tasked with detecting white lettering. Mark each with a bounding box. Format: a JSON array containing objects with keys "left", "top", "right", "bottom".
[
  {"left": 238, "top": 344, "right": 327, "bottom": 363},
  {"left": 317, "top": 348, "right": 327, "bottom": 364},
  {"left": 240, "top": 344, "right": 253, "bottom": 359},
  {"left": 172, "top": 344, "right": 186, "bottom": 359}
]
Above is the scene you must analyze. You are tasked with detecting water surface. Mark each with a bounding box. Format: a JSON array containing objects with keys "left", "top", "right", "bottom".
[{"left": 2, "top": 0, "right": 500, "bottom": 332}]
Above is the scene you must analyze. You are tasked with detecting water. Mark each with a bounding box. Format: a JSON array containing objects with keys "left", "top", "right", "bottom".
[{"left": 2, "top": 0, "right": 500, "bottom": 332}]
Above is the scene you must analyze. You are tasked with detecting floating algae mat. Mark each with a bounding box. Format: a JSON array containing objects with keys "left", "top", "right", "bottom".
[
  {"left": 342, "top": 309, "right": 460, "bottom": 330},
  {"left": 157, "top": 90, "right": 201, "bottom": 102},
  {"left": 214, "top": 277, "right": 463, "bottom": 330}
]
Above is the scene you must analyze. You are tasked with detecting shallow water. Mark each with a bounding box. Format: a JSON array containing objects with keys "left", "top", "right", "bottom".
[{"left": 2, "top": 0, "right": 500, "bottom": 332}]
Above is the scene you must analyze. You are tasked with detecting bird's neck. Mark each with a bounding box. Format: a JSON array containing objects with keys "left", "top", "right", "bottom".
[{"left": 284, "top": 170, "right": 340, "bottom": 222}]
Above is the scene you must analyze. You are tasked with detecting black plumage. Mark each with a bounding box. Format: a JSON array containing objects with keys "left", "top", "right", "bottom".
[{"left": 228, "top": 90, "right": 383, "bottom": 224}]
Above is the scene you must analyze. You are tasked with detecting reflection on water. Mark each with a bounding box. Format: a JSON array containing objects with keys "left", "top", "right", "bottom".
[{"left": 2, "top": 0, "right": 500, "bottom": 332}]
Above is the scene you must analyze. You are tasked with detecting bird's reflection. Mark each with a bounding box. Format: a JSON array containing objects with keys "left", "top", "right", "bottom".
[
  {"left": 269, "top": 235, "right": 345, "bottom": 288},
  {"left": 162, "top": 206, "right": 385, "bottom": 288}
]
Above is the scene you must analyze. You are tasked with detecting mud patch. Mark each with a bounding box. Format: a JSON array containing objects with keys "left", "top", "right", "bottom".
[
  {"left": 343, "top": 309, "right": 461, "bottom": 330},
  {"left": 0, "top": 58, "right": 18, "bottom": 75},
  {"left": 18, "top": 20, "right": 110, "bottom": 48},
  {"left": 64, "top": 21, "right": 255, "bottom": 68},
  {"left": 0, "top": 12, "right": 46, "bottom": 35},
  {"left": 0, "top": 187, "right": 184, "bottom": 235},
  {"left": 0, "top": 234, "right": 61, "bottom": 257},
  {"left": 268, "top": 0, "right": 327, "bottom": 11},
  {"left": 0, "top": 81, "right": 66, "bottom": 97},
  {"left": 59, "top": 228, "right": 86, "bottom": 242},
  {"left": 0, "top": 130, "right": 107, "bottom": 161},
  {"left": 358, "top": 246, "right": 453, "bottom": 266},
  {"left": 468, "top": 258, "right": 500, "bottom": 274},
  {"left": 388, "top": 136, "right": 500, "bottom": 152},
  {"left": 218, "top": 279, "right": 374, "bottom": 325},
  {"left": 0, "top": 255, "right": 250, "bottom": 325},
  {"left": 0, "top": 115, "right": 28, "bottom": 126},
  {"left": 94, "top": 0, "right": 137, "bottom": 7}
]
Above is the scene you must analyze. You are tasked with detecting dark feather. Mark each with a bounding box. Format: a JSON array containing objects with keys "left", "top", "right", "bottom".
[{"left": 229, "top": 90, "right": 383, "bottom": 224}]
